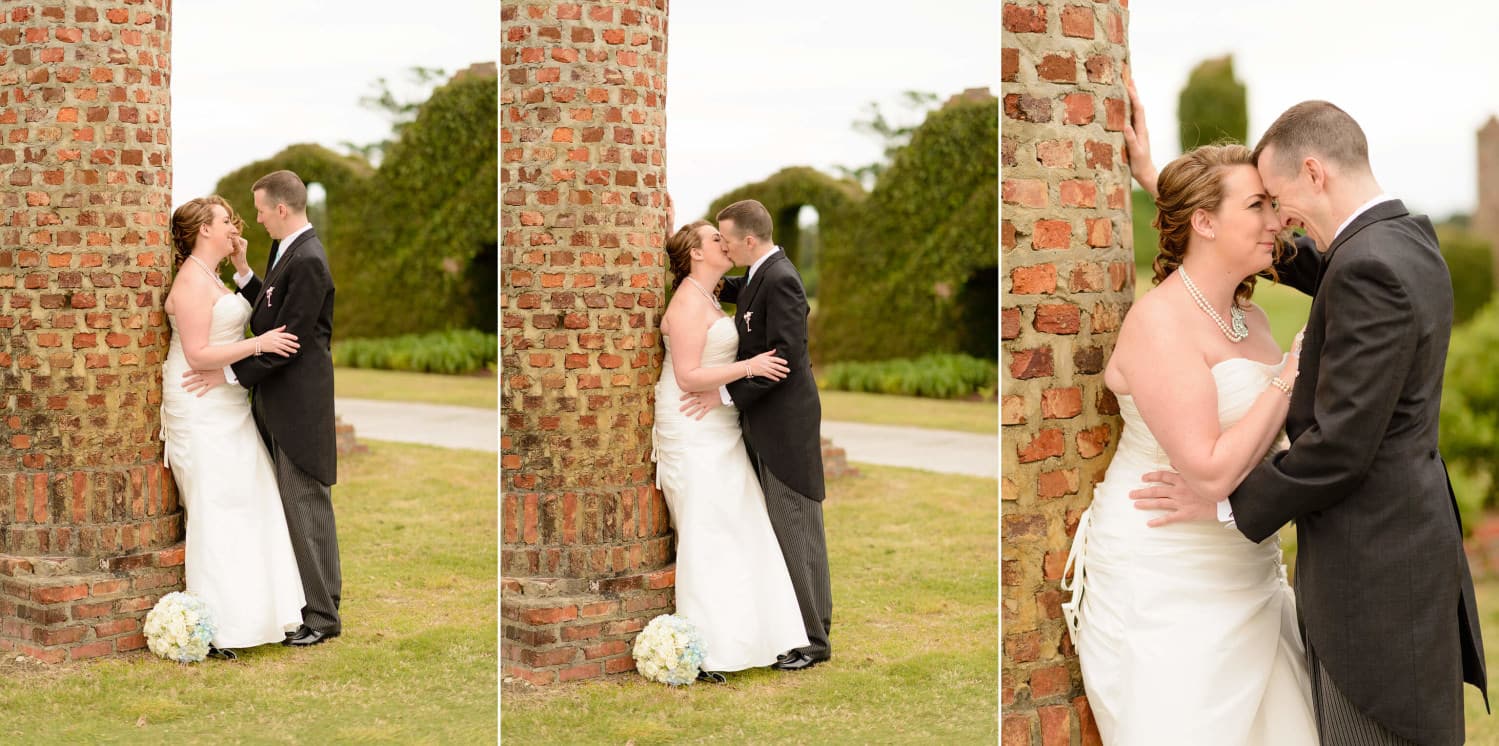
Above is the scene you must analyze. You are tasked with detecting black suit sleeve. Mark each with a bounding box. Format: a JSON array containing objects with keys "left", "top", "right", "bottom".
[
  {"left": 725, "top": 270, "right": 809, "bottom": 410},
  {"left": 1260, "top": 234, "right": 1321, "bottom": 296},
  {"left": 230, "top": 256, "right": 332, "bottom": 388},
  {"left": 237, "top": 275, "right": 262, "bottom": 303},
  {"left": 1229, "top": 253, "right": 1418, "bottom": 542},
  {"left": 719, "top": 274, "right": 743, "bottom": 305}
]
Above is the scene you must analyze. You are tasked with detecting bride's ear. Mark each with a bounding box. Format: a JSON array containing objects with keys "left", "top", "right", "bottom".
[{"left": 1190, "top": 209, "right": 1216, "bottom": 240}]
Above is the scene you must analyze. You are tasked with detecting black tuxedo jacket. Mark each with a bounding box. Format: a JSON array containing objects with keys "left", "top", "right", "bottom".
[
  {"left": 1232, "top": 201, "right": 1486, "bottom": 743},
  {"left": 720, "top": 251, "right": 825, "bottom": 502},
  {"left": 231, "top": 227, "right": 337, "bottom": 486}
]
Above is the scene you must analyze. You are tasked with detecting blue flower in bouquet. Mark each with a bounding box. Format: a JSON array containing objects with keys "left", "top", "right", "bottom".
[
  {"left": 143, "top": 591, "right": 216, "bottom": 663},
  {"left": 632, "top": 614, "right": 706, "bottom": 685}
]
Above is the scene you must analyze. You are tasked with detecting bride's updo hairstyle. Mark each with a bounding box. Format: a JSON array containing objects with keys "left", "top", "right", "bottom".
[
  {"left": 1151, "top": 143, "right": 1286, "bottom": 305},
  {"left": 170, "top": 195, "right": 244, "bottom": 267},
  {"left": 665, "top": 219, "right": 711, "bottom": 292}
]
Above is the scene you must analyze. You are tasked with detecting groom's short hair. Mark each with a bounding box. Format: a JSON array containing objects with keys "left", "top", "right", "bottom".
[
  {"left": 716, "top": 200, "right": 773, "bottom": 242},
  {"left": 1252, "top": 101, "right": 1371, "bottom": 176},
  {"left": 252, "top": 170, "right": 308, "bottom": 213}
]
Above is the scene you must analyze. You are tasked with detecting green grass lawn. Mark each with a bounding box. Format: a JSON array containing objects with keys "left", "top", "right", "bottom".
[
  {"left": 818, "top": 390, "right": 996, "bottom": 435},
  {"left": 500, "top": 464, "right": 999, "bottom": 744},
  {"left": 0, "top": 442, "right": 497, "bottom": 744},
  {"left": 335, "top": 366, "right": 496, "bottom": 410},
  {"left": 1466, "top": 578, "right": 1499, "bottom": 743}
]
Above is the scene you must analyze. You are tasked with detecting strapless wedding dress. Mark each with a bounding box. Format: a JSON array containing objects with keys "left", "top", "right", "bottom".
[
  {"left": 161, "top": 293, "right": 305, "bottom": 648},
  {"left": 1063, "top": 356, "right": 1317, "bottom": 745},
  {"left": 652, "top": 316, "right": 808, "bottom": 671}
]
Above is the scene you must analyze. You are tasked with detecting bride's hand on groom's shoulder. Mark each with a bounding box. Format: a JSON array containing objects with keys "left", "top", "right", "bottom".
[{"left": 257, "top": 325, "right": 300, "bottom": 358}]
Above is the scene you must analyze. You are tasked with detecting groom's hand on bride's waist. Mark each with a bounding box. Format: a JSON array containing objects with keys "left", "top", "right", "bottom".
[
  {"left": 679, "top": 390, "right": 721, "bottom": 420},
  {"left": 183, "top": 368, "right": 226, "bottom": 397},
  {"left": 1129, "top": 470, "right": 1219, "bottom": 527}
]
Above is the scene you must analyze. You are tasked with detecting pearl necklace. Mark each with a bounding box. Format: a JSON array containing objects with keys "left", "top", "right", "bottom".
[
  {"left": 188, "top": 255, "right": 227, "bottom": 290},
  {"left": 684, "top": 276, "right": 722, "bottom": 310},
  {"left": 1179, "top": 267, "right": 1247, "bottom": 342}
]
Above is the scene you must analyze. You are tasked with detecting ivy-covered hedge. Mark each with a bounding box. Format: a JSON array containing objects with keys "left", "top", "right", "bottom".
[
  {"left": 819, "top": 353, "right": 997, "bottom": 399},
  {"left": 705, "top": 166, "right": 864, "bottom": 270},
  {"left": 814, "top": 97, "right": 998, "bottom": 362},
  {"left": 1178, "top": 55, "right": 1247, "bottom": 150},
  {"left": 1436, "top": 226, "right": 1493, "bottom": 325},
  {"left": 1441, "top": 301, "right": 1499, "bottom": 516},
  {"left": 211, "top": 69, "right": 497, "bottom": 340}
]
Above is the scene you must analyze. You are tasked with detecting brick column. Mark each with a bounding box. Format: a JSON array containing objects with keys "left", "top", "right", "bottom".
[
  {"left": 0, "top": 1, "right": 180, "bottom": 663},
  {"left": 500, "top": 0, "right": 672, "bottom": 685},
  {"left": 1002, "top": 2, "right": 1131, "bottom": 743},
  {"left": 1475, "top": 117, "right": 1499, "bottom": 290}
]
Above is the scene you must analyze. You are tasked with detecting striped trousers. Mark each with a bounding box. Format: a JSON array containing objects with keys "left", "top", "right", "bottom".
[
  {"left": 271, "top": 442, "right": 343, "bottom": 635},
  {"left": 1307, "top": 643, "right": 1417, "bottom": 746},
  {"left": 757, "top": 466, "right": 832, "bottom": 660}
]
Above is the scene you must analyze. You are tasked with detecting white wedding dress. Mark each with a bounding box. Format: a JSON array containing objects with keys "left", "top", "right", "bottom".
[
  {"left": 652, "top": 315, "right": 809, "bottom": 671},
  {"left": 1063, "top": 357, "right": 1317, "bottom": 745},
  {"left": 161, "top": 292, "right": 306, "bottom": 648}
]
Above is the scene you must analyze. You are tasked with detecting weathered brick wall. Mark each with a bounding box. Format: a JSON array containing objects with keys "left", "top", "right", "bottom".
[
  {"left": 1476, "top": 117, "right": 1499, "bottom": 289},
  {"left": 0, "top": 0, "right": 181, "bottom": 662},
  {"left": 500, "top": 0, "right": 673, "bottom": 685},
  {"left": 1002, "top": 2, "right": 1131, "bottom": 743}
]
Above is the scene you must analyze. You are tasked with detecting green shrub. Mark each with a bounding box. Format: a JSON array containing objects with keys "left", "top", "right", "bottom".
[
  {"left": 1177, "top": 55, "right": 1247, "bottom": 150},
  {"left": 1436, "top": 226, "right": 1493, "bottom": 325},
  {"left": 333, "top": 329, "right": 497, "bottom": 375},
  {"left": 1132, "top": 188, "right": 1158, "bottom": 279},
  {"left": 818, "top": 353, "right": 997, "bottom": 400},
  {"left": 1440, "top": 301, "right": 1499, "bottom": 515}
]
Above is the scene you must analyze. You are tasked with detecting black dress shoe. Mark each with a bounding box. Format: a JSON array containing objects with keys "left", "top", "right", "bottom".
[
  {"left": 771, "top": 651, "right": 817, "bottom": 671},
  {"left": 696, "top": 670, "right": 727, "bottom": 684},
  {"left": 206, "top": 646, "right": 237, "bottom": 661},
  {"left": 283, "top": 626, "right": 339, "bottom": 647}
]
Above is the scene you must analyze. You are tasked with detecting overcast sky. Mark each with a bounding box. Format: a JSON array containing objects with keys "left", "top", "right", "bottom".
[
  {"left": 666, "top": 1, "right": 1001, "bottom": 223},
  {"left": 171, "top": 1, "right": 497, "bottom": 210},
  {"left": 1128, "top": 1, "right": 1499, "bottom": 220}
]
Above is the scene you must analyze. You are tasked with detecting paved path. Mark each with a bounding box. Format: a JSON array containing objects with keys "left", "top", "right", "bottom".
[
  {"left": 335, "top": 398, "right": 997, "bottom": 479},
  {"left": 335, "top": 398, "right": 498, "bottom": 453},
  {"left": 820, "top": 421, "right": 998, "bottom": 479}
]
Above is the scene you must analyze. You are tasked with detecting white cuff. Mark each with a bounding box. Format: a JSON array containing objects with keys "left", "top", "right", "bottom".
[
  {"left": 233, "top": 269, "right": 254, "bottom": 287},
  {"left": 1216, "top": 498, "right": 1236, "bottom": 526},
  {"left": 224, "top": 365, "right": 238, "bottom": 386},
  {"left": 719, "top": 385, "right": 731, "bottom": 406}
]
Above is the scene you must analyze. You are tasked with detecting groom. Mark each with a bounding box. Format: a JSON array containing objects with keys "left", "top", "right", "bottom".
[
  {"left": 1133, "top": 103, "right": 1486, "bottom": 744},
  {"left": 185, "top": 170, "right": 342, "bottom": 647},
  {"left": 679, "top": 199, "right": 832, "bottom": 671}
]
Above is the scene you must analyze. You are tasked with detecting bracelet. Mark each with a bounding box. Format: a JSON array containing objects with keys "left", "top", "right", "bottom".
[
  {"left": 744, "top": 362, "right": 753, "bottom": 379},
  {"left": 1269, "top": 376, "right": 1292, "bottom": 397},
  {"left": 254, "top": 338, "right": 262, "bottom": 357}
]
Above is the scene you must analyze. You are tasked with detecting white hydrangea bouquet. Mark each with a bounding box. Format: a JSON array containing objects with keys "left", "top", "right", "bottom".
[
  {"left": 632, "top": 614, "right": 706, "bottom": 685},
  {"left": 143, "top": 591, "right": 216, "bottom": 663}
]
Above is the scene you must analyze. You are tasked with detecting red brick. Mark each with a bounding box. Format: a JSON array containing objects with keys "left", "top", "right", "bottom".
[
  {"left": 604, "top": 655, "right": 637, "bottom": 674},
  {"left": 1086, "top": 218, "right": 1113, "bottom": 247},
  {"left": 1032, "top": 221, "right": 1072, "bottom": 250},
  {"left": 1003, "top": 714, "right": 1034, "bottom": 746},
  {"left": 1063, "top": 94, "right": 1095, "bottom": 125},
  {"left": 1018, "top": 428, "right": 1065, "bottom": 463},
  {"left": 1077, "top": 425, "right": 1112, "bottom": 459},
  {"left": 68, "top": 641, "right": 114, "bottom": 660},
  {"left": 1041, "top": 387, "right": 1084, "bottom": 418},
  {"left": 1002, "top": 179, "right": 1047, "bottom": 208},
  {"left": 1070, "top": 263, "right": 1107, "bottom": 293},
  {"left": 1011, "top": 264, "right": 1057, "bottom": 295},
  {"left": 33, "top": 584, "right": 87, "bottom": 604},
  {"left": 1044, "top": 550, "right": 1069, "bottom": 581},
  {"left": 1091, "top": 302, "right": 1123, "bottom": 333},
  {"left": 1029, "top": 664, "right": 1073, "bottom": 699},
  {"left": 1010, "top": 347, "right": 1055, "bottom": 381},
  {"left": 1035, "top": 139, "right": 1074, "bottom": 169},
  {"left": 521, "top": 605, "right": 577, "bottom": 625},
  {"left": 558, "top": 662, "right": 603, "bottom": 682},
  {"left": 1085, "top": 55, "right": 1114, "bottom": 84},
  {"left": 1109, "top": 261, "right": 1132, "bottom": 291},
  {"left": 1040, "top": 704, "right": 1074, "bottom": 746},
  {"left": 1002, "top": 4, "right": 1047, "bottom": 33},
  {"left": 583, "top": 639, "right": 629, "bottom": 659},
  {"left": 1059, "top": 180, "right": 1096, "bottom": 208},
  {"left": 1038, "top": 468, "right": 1081, "bottom": 498},
  {"left": 1036, "top": 53, "right": 1076, "bottom": 83},
  {"left": 1002, "top": 395, "right": 1028, "bottom": 426},
  {"left": 93, "top": 618, "right": 138, "bottom": 637},
  {"left": 1002, "top": 308, "right": 1022, "bottom": 340},
  {"left": 1061, "top": 6, "right": 1095, "bottom": 38},
  {"left": 1002, "top": 48, "right": 1019, "bottom": 82},
  {"left": 1104, "top": 97, "right": 1127, "bottom": 131},
  {"left": 1076, "top": 696, "right": 1104, "bottom": 746},
  {"left": 1035, "top": 304, "right": 1081, "bottom": 335},
  {"left": 1005, "top": 631, "right": 1041, "bottom": 663},
  {"left": 1005, "top": 93, "right": 1053, "bottom": 124}
]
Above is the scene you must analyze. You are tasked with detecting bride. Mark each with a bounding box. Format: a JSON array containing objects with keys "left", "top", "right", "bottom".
[
  {"left": 652, "top": 220, "right": 809, "bottom": 681},
  {"left": 161, "top": 196, "right": 307, "bottom": 656},
  {"left": 1060, "top": 95, "right": 1317, "bottom": 741}
]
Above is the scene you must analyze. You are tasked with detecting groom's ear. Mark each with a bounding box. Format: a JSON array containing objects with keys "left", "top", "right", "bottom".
[{"left": 1303, "top": 157, "right": 1327, "bottom": 190}]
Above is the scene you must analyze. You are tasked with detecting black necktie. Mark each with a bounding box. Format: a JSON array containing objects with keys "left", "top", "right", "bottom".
[{"left": 265, "top": 239, "right": 280, "bottom": 277}]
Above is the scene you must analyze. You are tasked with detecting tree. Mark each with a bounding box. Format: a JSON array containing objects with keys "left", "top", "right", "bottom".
[
  {"left": 341, "top": 66, "right": 448, "bottom": 165},
  {"left": 835, "top": 90, "right": 941, "bottom": 190},
  {"left": 1177, "top": 55, "right": 1248, "bottom": 150}
]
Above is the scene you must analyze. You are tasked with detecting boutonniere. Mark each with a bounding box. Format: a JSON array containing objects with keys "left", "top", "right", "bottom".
[
  {"left": 743, "top": 311, "right": 753, "bottom": 332},
  {"left": 265, "top": 286, "right": 275, "bottom": 307}
]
